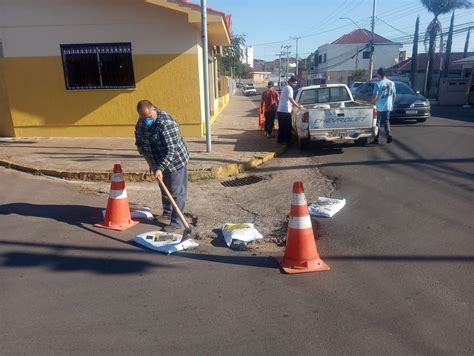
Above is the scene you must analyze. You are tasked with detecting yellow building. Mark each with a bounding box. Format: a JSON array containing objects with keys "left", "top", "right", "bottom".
[{"left": 0, "top": 0, "right": 231, "bottom": 137}]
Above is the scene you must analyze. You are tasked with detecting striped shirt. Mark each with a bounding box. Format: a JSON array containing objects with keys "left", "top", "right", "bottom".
[{"left": 135, "top": 110, "right": 189, "bottom": 174}]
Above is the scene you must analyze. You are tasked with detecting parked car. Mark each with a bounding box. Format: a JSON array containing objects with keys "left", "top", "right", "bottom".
[
  {"left": 292, "top": 84, "right": 378, "bottom": 149},
  {"left": 353, "top": 81, "right": 430, "bottom": 122},
  {"left": 349, "top": 81, "right": 364, "bottom": 93},
  {"left": 243, "top": 84, "right": 257, "bottom": 96}
]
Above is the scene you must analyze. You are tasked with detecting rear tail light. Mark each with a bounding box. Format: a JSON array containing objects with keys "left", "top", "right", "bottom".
[
  {"left": 373, "top": 106, "right": 378, "bottom": 118},
  {"left": 302, "top": 112, "right": 309, "bottom": 122}
]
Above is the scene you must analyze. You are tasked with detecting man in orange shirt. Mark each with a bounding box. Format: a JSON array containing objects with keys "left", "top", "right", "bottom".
[{"left": 260, "top": 81, "right": 280, "bottom": 137}]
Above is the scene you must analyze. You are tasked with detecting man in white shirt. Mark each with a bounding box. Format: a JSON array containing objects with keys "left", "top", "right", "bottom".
[{"left": 276, "top": 76, "right": 303, "bottom": 144}]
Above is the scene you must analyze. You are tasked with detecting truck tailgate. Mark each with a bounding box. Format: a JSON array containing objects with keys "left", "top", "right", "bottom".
[{"left": 308, "top": 107, "right": 373, "bottom": 130}]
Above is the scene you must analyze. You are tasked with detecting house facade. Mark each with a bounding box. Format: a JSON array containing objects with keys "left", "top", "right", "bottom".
[
  {"left": 312, "top": 29, "right": 402, "bottom": 84},
  {"left": 0, "top": 0, "right": 231, "bottom": 137}
]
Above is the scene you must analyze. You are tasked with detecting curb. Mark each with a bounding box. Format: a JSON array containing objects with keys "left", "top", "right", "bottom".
[{"left": 0, "top": 145, "right": 288, "bottom": 182}]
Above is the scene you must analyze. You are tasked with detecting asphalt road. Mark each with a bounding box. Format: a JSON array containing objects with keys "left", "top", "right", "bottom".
[{"left": 0, "top": 107, "right": 473, "bottom": 354}]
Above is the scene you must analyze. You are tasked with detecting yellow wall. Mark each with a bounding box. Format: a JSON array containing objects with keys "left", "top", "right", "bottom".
[
  {"left": 2, "top": 53, "right": 204, "bottom": 137},
  {"left": 0, "top": 59, "right": 15, "bottom": 136}
]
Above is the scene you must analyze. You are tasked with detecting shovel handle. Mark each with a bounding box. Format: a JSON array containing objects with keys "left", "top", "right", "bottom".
[{"left": 157, "top": 178, "right": 190, "bottom": 230}]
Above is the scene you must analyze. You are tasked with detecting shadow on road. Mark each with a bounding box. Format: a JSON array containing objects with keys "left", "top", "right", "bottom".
[{"left": 2, "top": 251, "right": 164, "bottom": 274}]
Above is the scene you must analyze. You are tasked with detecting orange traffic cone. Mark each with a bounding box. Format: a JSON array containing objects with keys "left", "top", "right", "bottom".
[
  {"left": 279, "top": 181, "right": 330, "bottom": 274},
  {"left": 95, "top": 164, "right": 139, "bottom": 231}
]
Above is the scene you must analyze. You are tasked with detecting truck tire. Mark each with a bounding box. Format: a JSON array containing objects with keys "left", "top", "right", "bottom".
[
  {"left": 297, "top": 136, "right": 310, "bottom": 150},
  {"left": 355, "top": 137, "right": 369, "bottom": 146}
]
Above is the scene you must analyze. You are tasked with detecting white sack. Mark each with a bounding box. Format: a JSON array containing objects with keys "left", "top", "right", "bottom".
[
  {"left": 221, "top": 223, "right": 263, "bottom": 247},
  {"left": 133, "top": 231, "right": 198, "bottom": 255},
  {"left": 309, "top": 197, "right": 346, "bottom": 218}
]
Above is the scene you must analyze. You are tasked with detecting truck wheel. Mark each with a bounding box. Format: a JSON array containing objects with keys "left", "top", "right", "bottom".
[
  {"left": 416, "top": 117, "right": 428, "bottom": 123},
  {"left": 355, "top": 137, "right": 369, "bottom": 146},
  {"left": 298, "top": 136, "right": 309, "bottom": 150}
]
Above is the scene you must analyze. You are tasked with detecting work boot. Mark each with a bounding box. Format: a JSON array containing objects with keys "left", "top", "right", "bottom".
[
  {"left": 387, "top": 135, "right": 393, "bottom": 144},
  {"left": 155, "top": 214, "right": 171, "bottom": 225}
]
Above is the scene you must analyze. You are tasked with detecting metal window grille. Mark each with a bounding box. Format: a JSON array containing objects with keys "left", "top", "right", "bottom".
[{"left": 60, "top": 43, "right": 136, "bottom": 90}]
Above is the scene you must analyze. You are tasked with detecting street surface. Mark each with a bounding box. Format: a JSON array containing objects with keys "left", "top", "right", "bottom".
[{"left": 1, "top": 107, "right": 473, "bottom": 354}]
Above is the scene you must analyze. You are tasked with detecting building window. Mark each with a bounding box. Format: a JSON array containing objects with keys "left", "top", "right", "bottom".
[
  {"left": 363, "top": 51, "right": 370, "bottom": 59},
  {"left": 60, "top": 43, "right": 135, "bottom": 90},
  {"left": 323, "top": 54, "right": 327, "bottom": 63},
  {"left": 318, "top": 55, "right": 322, "bottom": 64}
]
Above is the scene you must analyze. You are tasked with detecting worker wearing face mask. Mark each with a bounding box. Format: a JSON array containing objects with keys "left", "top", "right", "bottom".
[{"left": 135, "top": 100, "right": 189, "bottom": 233}]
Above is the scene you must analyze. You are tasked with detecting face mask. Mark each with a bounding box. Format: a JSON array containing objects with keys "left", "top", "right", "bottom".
[{"left": 144, "top": 117, "right": 155, "bottom": 127}]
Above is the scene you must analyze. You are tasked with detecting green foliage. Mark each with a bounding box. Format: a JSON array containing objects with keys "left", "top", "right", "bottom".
[
  {"left": 420, "top": 0, "right": 473, "bottom": 93},
  {"left": 411, "top": 16, "right": 420, "bottom": 87},
  {"left": 352, "top": 69, "right": 368, "bottom": 82},
  {"left": 443, "top": 12, "right": 455, "bottom": 77},
  {"left": 218, "top": 33, "right": 252, "bottom": 78}
]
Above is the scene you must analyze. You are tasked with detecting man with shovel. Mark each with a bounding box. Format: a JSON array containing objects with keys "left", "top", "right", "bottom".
[{"left": 135, "top": 100, "right": 189, "bottom": 234}]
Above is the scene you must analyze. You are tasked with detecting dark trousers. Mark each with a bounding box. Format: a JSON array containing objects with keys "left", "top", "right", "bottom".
[
  {"left": 277, "top": 112, "right": 292, "bottom": 144},
  {"left": 264, "top": 110, "right": 276, "bottom": 135},
  {"left": 376, "top": 111, "right": 392, "bottom": 139},
  {"left": 160, "top": 165, "right": 188, "bottom": 227}
]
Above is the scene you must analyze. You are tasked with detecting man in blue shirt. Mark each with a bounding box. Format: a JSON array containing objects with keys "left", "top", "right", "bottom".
[{"left": 371, "top": 67, "right": 396, "bottom": 144}]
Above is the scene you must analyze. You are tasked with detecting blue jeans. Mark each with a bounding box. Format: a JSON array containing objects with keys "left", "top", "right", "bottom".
[
  {"left": 376, "top": 111, "right": 392, "bottom": 139},
  {"left": 160, "top": 165, "right": 188, "bottom": 227}
]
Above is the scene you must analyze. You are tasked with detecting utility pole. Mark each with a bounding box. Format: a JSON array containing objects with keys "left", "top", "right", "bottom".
[
  {"left": 282, "top": 45, "right": 291, "bottom": 81},
  {"left": 276, "top": 52, "right": 283, "bottom": 88},
  {"left": 355, "top": 46, "right": 359, "bottom": 70},
  {"left": 291, "top": 37, "right": 301, "bottom": 78},
  {"left": 200, "top": 0, "right": 211, "bottom": 153},
  {"left": 367, "top": 0, "right": 377, "bottom": 81}
]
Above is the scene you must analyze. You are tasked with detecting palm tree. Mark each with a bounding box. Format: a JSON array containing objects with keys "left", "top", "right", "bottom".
[{"left": 420, "top": 0, "right": 473, "bottom": 95}]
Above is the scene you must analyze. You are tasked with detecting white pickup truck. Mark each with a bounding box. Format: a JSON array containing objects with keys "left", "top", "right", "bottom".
[{"left": 292, "top": 84, "right": 378, "bottom": 149}]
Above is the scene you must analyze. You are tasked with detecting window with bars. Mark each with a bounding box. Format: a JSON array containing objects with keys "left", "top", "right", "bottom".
[
  {"left": 60, "top": 43, "right": 136, "bottom": 90},
  {"left": 362, "top": 51, "right": 370, "bottom": 59}
]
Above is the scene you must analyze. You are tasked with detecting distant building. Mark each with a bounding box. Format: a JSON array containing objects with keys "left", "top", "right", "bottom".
[
  {"left": 241, "top": 46, "right": 254, "bottom": 68},
  {"left": 387, "top": 51, "right": 474, "bottom": 98},
  {"left": 251, "top": 71, "right": 271, "bottom": 86},
  {"left": 311, "top": 29, "right": 402, "bottom": 84}
]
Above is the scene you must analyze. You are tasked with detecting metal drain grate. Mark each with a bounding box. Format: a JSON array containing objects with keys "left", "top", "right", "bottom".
[{"left": 221, "top": 175, "right": 264, "bottom": 187}]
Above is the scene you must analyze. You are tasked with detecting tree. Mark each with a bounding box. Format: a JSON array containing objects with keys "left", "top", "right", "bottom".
[
  {"left": 218, "top": 33, "right": 251, "bottom": 78},
  {"left": 464, "top": 28, "right": 471, "bottom": 58},
  {"left": 352, "top": 69, "right": 368, "bottom": 82},
  {"left": 411, "top": 16, "right": 420, "bottom": 88},
  {"left": 420, "top": 0, "right": 473, "bottom": 95},
  {"left": 443, "top": 11, "right": 455, "bottom": 77}
]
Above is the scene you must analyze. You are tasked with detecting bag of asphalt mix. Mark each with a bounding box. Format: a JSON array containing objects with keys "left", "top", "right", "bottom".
[
  {"left": 133, "top": 231, "right": 198, "bottom": 255},
  {"left": 221, "top": 223, "right": 263, "bottom": 248},
  {"left": 309, "top": 197, "right": 346, "bottom": 218}
]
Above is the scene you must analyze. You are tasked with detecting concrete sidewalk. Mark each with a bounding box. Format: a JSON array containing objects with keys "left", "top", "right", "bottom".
[{"left": 0, "top": 94, "right": 286, "bottom": 181}]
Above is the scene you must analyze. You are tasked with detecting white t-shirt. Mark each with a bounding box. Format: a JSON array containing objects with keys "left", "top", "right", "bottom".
[{"left": 277, "top": 85, "right": 294, "bottom": 113}]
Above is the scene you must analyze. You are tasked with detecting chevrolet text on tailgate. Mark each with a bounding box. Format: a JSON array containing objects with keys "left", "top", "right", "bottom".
[{"left": 292, "top": 84, "right": 378, "bottom": 149}]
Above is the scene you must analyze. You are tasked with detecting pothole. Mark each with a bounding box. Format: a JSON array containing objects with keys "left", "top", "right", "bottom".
[{"left": 221, "top": 175, "right": 266, "bottom": 187}]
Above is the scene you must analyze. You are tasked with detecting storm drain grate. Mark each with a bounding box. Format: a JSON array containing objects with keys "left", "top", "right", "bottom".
[{"left": 221, "top": 175, "right": 264, "bottom": 187}]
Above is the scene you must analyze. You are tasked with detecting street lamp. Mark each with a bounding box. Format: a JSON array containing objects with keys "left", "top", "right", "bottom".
[{"left": 338, "top": 17, "right": 361, "bottom": 29}]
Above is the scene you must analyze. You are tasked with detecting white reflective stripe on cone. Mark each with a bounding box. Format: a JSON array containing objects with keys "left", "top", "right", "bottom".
[
  {"left": 291, "top": 193, "right": 307, "bottom": 206},
  {"left": 109, "top": 189, "right": 128, "bottom": 199},
  {"left": 111, "top": 173, "right": 124, "bottom": 182},
  {"left": 288, "top": 215, "right": 312, "bottom": 229}
]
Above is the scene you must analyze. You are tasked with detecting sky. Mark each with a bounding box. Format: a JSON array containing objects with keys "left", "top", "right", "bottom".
[{"left": 200, "top": 0, "right": 474, "bottom": 61}]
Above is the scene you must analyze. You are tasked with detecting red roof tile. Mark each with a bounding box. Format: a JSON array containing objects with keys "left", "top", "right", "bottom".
[{"left": 332, "top": 29, "right": 393, "bottom": 44}]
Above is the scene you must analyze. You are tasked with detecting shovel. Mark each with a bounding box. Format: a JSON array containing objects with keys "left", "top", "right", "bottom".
[{"left": 157, "top": 177, "right": 192, "bottom": 236}]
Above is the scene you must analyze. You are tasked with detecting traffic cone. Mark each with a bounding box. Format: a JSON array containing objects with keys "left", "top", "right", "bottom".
[
  {"left": 279, "top": 181, "right": 330, "bottom": 274},
  {"left": 95, "top": 164, "right": 139, "bottom": 231}
]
